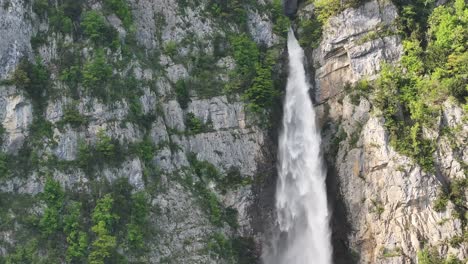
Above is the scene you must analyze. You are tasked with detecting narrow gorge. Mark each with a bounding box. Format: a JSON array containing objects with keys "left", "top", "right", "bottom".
[{"left": 0, "top": 0, "right": 466, "bottom": 263}]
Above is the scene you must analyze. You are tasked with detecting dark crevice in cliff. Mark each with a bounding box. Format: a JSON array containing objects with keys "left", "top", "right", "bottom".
[{"left": 325, "top": 158, "right": 358, "bottom": 264}]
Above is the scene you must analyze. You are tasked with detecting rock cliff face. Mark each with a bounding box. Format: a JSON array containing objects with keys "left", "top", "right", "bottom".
[
  {"left": 0, "top": 0, "right": 283, "bottom": 262},
  {"left": 296, "top": 0, "right": 467, "bottom": 263}
]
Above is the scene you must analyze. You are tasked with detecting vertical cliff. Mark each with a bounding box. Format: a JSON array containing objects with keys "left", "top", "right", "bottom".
[
  {"left": 295, "top": 0, "right": 467, "bottom": 263},
  {"left": 0, "top": 0, "right": 287, "bottom": 262}
]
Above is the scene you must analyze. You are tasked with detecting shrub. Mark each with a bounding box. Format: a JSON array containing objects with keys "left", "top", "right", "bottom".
[
  {"left": 39, "top": 177, "right": 65, "bottom": 236},
  {"left": 61, "top": 105, "right": 87, "bottom": 127},
  {"left": 81, "top": 11, "right": 118, "bottom": 46},
  {"left": 242, "top": 50, "right": 280, "bottom": 116},
  {"left": 175, "top": 79, "right": 190, "bottom": 109},
  {"left": 49, "top": 9, "right": 73, "bottom": 34},
  {"left": 230, "top": 34, "right": 259, "bottom": 86},
  {"left": 185, "top": 113, "right": 204, "bottom": 134},
  {"left": 96, "top": 130, "right": 115, "bottom": 158},
  {"left": 0, "top": 153, "right": 9, "bottom": 178},
  {"left": 103, "top": 0, "right": 133, "bottom": 29},
  {"left": 433, "top": 191, "right": 449, "bottom": 212},
  {"left": 163, "top": 41, "right": 177, "bottom": 57},
  {"left": 64, "top": 202, "right": 88, "bottom": 262},
  {"left": 89, "top": 194, "right": 118, "bottom": 264},
  {"left": 298, "top": 17, "right": 322, "bottom": 48},
  {"left": 12, "top": 58, "right": 50, "bottom": 110},
  {"left": 33, "top": 0, "right": 49, "bottom": 18},
  {"left": 82, "top": 50, "right": 112, "bottom": 95}
]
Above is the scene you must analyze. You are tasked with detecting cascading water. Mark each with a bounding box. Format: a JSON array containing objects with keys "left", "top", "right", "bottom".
[{"left": 263, "top": 29, "right": 332, "bottom": 264}]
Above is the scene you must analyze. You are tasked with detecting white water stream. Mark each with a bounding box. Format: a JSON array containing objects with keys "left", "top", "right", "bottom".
[{"left": 264, "top": 29, "right": 332, "bottom": 264}]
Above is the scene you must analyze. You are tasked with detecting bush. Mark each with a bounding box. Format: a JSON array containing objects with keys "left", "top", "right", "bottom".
[
  {"left": 163, "top": 41, "right": 178, "bottom": 57},
  {"left": 49, "top": 9, "right": 73, "bottom": 34},
  {"left": 64, "top": 202, "right": 88, "bottom": 262},
  {"left": 12, "top": 58, "right": 50, "bottom": 110},
  {"left": 185, "top": 113, "right": 204, "bottom": 134},
  {"left": 298, "top": 17, "right": 322, "bottom": 48},
  {"left": 433, "top": 191, "right": 449, "bottom": 212},
  {"left": 33, "top": 0, "right": 49, "bottom": 18},
  {"left": 61, "top": 105, "right": 87, "bottom": 128},
  {"left": 82, "top": 50, "right": 113, "bottom": 96},
  {"left": 175, "top": 79, "right": 190, "bottom": 109},
  {"left": 89, "top": 194, "right": 118, "bottom": 264},
  {"left": 81, "top": 11, "right": 118, "bottom": 46},
  {"left": 103, "top": 0, "right": 133, "bottom": 29},
  {"left": 96, "top": 130, "right": 115, "bottom": 158},
  {"left": 242, "top": 50, "right": 280, "bottom": 116},
  {"left": 39, "top": 178, "right": 65, "bottom": 236},
  {"left": 0, "top": 153, "right": 9, "bottom": 178}
]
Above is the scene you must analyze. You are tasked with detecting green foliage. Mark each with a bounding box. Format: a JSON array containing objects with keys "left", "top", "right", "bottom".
[
  {"left": 297, "top": 17, "right": 322, "bottom": 48},
  {"left": 228, "top": 34, "right": 259, "bottom": 92},
  {"left": 0, "top": 153, "right": 9, "bottom": 178},
  {"left": 242, "top": 50, "right": 281, "bottom": 116},
  {"left": 77, "top": 140, "right": 92, "bottom": 169},
  {"left": 372, "top": 0, "right": 468, "bottom": 171},
  {"left": 61, "top": 104, "right": 87, "bottom": 128},
  {"left": 89, "top": 194, "right": 118, "bottom": 264},
  {"left": 185, "top": 112, "right": 212, "bottom": 134},
  {"left": 83, "top": 50, "right": 113, "bottom": 97},
  {"left": 81, "top": 11, "right": 118, "bottom": 47},
  {"left": 96, "top": 130, "right": 116, "bottom": 158},
  {"left": 163, "top": 41, "right": 178, "bottom": 57},
  {"left": 433, "top": 190, "right": 449, "bottom": 212},
  {"left": 5, "top": 240, "right": 41, "bottom": 264},
  {"left": 32, "top": 0, "right": 49, "bottom": 18},
  {"left": 126, "top": 192, "right": 149, "bottom": 251},
  {"left": 64, "top": 202, "right": 88, "bottom": 262},
  {"left": 417, "top": 247, "right": 462, "bottom": 264},
  {"left": 49, "top": 9, "right": 73, "bottom": 34},
  {"left": 207, "top": 233, "right": 257, "bottom": 263},
  {"left": 175, "top": 79, "right": 190, "bottom": 109},
  {"left": 12, "top": 58, "right": 50, "bottom": 111},
  {"left": 207, "top": 0, "right": 248, "bottom": 26},
  {"left": 271, "top": 0, "right": 290, "bottom": 36},
  {"left": 103, "top": 0, "right": 133, "bottom": 29},
  {"left": 312, "top": 0, "right": 341, "bottom": 24},
  {"left": 39, "top": 177, "right": 65, "bottom": 236},
  {"left": 132, "top": 138, "right": 156, "bottom": 163}
]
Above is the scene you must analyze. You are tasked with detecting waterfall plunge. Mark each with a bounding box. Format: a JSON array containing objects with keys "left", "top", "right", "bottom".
[{"left": 264, "top": 29, "right": 332, "bottom": 264}]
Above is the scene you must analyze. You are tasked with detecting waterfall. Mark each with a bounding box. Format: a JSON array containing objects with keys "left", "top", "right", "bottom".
[{"left": 263, "top": 29, "right": 332, "bottom": 264}]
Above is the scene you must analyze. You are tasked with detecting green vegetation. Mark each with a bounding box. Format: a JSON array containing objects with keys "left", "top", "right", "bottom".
[
  {"left": 186, "top": 154, "right": 244, "bottom": 227},
  {"left": 310, "top": 0, "right": 365, "bottom": 24},
  {"left": 60, "top": 104, "right": 87, "bottom": 128},
  {"left": 103, "top": 0, "right": 133, "bottom": 29},
  {"left": 370, "top": 0, "right": 468, "bottom": 172},
  {"left": 418, "top": 247, "right": 463, "bottom": 264},
  {"left": 81, "top": 10, "right": 119, "bottom": 47},
  {"left": 185, "top": 113, "right": 213, "bottom": 134},
  {"left": 297, "top": 16, "right": 322, "bottom": 48},
  {"left": 12, "top": 58, "right": 50, "bottom": 111},
  {"left": 163, "top": 41, "right": 178, "bottom": 57},
  {"left": 175, "top": 79, "right": 190, "bottom": 108},
  {"left": 82, "top": 50, "right": 113, "bottom": 99},
  {"left": 64, "top": 202, "right": 88, "bottom": 262},
  {"left": 207, "top": 233, "right": 257, "bottom": 264},
  {"left": 96, "top": 130, "right": 115, "bottom": 157},
  {"left": 39, "top": 177, "right": 65, "bottom": 236},
  {"left": 89, "top": 194, "right": 118, "bottom": 264}
]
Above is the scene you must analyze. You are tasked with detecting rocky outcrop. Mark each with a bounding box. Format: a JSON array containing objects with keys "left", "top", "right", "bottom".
[
  {"left": 298, "top": 0, "right": 467, "bottom": 262},
  {"left": 307, "top": 0, "right": 403, "bottom": 103}
]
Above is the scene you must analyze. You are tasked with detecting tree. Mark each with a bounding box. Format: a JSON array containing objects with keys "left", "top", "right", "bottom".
[{"left": 89, "top": 194, "right": 118, "bottom": 264}]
